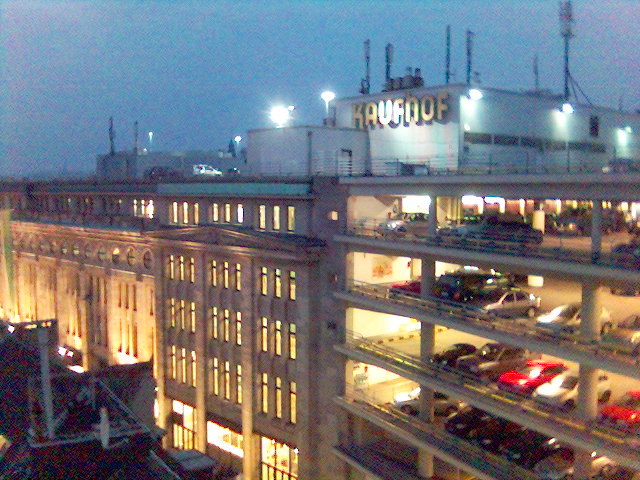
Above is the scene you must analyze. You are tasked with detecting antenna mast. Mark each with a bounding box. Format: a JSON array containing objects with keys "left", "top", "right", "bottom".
[
  {"left": 385, "top": 43, "right": 393, "bottom": 87},
  {"left": 133, "top": 121, "right": 139, "bottom": 154},
  {"left": 108, "top": 117, "right": 115, "bottom": 155},
  {"left": 533, "top": 55, "right": 540, "bottom": 92},
  {"left": 465, "top": 29, "right": 474, "bottom": 85},
  {"left": 445, "top": 25, "right": 451, "bottom": 84},
  {"left": 559, "top": 0, "right": 574, "bottom": 100},
  {"left": 360, "top": 39, "right": 371, "bottom": 95}
]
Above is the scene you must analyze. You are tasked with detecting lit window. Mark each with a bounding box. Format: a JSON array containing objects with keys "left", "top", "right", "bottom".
[
  {"left": 261, "top": 267, "right": 268, "bottom": 295},
  {"left": 171, "top": 202, "right": 178, "bottom": 224},
  {"left": 223, "top": 261, "right": 229, "bottom": 288},
  {"left": 274, "top": 269, "right": 282, "bottom": 298},
  {"left": 223, "top": 309, "right": 230, "bottom": 342},
  {"left": 328, "top": 210, "right": 339, "bottom": 221},
  {"left": 273, "top": 205, "right": 281, "bottom": 230},
  {"left": 133, "top": 199, "right": 139, "bottom": 217},
  {"left": 170, "top": 345, "right": 177, "bottom": 379},
  {"left": 181, "top": 348, "right": 187, "bottom": 383},
  {"left": 180, "top": 300, "right": 186, "bottom": 330},
  {"left": 289, "top": 271, "right": 296, "bottom": 300},
  {"left": 290, "top": 382, "right": 297, "bottom": 424},
  {"left": 179, "top": 255, "right": 185, "bottom": 281},
  {"left": 182, "top": 201, "right": 189, "bottom": 224},
  {"left": 236, "top": 365, "right": 242, "bottom": 404},
  {"left": 168, "top": 254, "right": 175, "bottom": 280},
  {"left": 211, "top": 203, "right": 219, "bottom": 222},
  {"left": 224, "top": 203, "right": 231, "bottom": 223},
  {"left": 261, "top": 317, "right": 268, "bottom": 352},
  {"left": 210, "top": 260, "right": 218, "bottom": 286},
  {"left": 275, "top": 377, "right": 282, "bottom": 418},
  {"left": 289, "top": 324, "right": 297, "bottom": 360},
  {"left": 275, "top": 320, "right": 282, "bottom": 356},
  {"left": 189, "top": 257, "right": 195, "bottom": 283},
  {"left": 147, "top": 200, "right": 155, "bottom": 219},
  {"left": 284, "top": 206, "right": 295, "bottom": 233},
  {"left": 235, "top": 263, "right": 242, "bottom": 290},
  {"left": 194, "top": 203, "right": 200, "bottom": 225},
  {"left": 259, "top": 205, "right": 266, "bottom": 230},
  {"left": 212, "top": 358, "right": 219, "bottom": 395},
  {"left": 191, "top": 351, "right": 197, "bottom": 387},
  {"left": 169, "top": 298, "right": 176, "bottom": 328},
  {"left": 235, "top": 312, "right": 242, "bottom": 345},
  {"left": 207, "top": 421, "right": 244, "bottom": 458},
  {"left": 237, "top": 204, "right": 244, "bottom": 223},
  {"left": 211, "top": 307, "right": 218, "bottom": 339},
  {"left": 261, "top": 373, "right": 269, "bottom": 413},
  {"left": 224, "top": 361, "right": 230, "bottom": 400},
  {"left": 190, "top": 302, "right": 196, "bottom": 333}
]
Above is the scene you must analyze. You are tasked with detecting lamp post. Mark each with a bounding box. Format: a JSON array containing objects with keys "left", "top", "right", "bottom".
[
  {"left": 321, "top": 91, "right": 336, "bottom": 118},
  {"left": 270, "top": 106, "right": 294, "bottom": 128},
  {"left": 148, "top": 131, "right": 154, "bottom": 151}
]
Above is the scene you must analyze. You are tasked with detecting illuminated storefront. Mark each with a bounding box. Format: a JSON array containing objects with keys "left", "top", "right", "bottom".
[
  {"left": 260, "top": 437, "right": 298, "bottom": 480},
  {"left": 172, "top": 400, "right": 196, "bottom": 450}
]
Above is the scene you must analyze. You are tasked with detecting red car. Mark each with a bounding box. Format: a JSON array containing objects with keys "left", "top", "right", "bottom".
[
  {"left": 599, "top": 391, "right": 640, "bottom": 431},
  {"left": 390, "top": 278, "right": 421, "bottom": 297},
  {"left": 497, "top": 360, "right": 567, "bottom": 395}
]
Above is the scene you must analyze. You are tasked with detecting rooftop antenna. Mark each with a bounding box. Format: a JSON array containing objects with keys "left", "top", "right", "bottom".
[
  {"left": 445, "top": 25, "right": 451, "bottom": 84},
  {"left": 133, "top": 121, "right": 139, "bottom": 155},
  {"left": 533, "top": 55, "right": 540, "bottom": 92},
  {"left": 359, "top": 39, "right": 371, "bottom": 95},
  {"left": 385, "top": 42, "right": 394, "bottom": 86},
  {"left": 559, "top": 0, "right": 574, "bottom": 101},
  {"left": 108, "top": 117, "right": 115, "bottom": 155},
  {"left": 465, "top": 29, "right": 475, "bottom": 85}
]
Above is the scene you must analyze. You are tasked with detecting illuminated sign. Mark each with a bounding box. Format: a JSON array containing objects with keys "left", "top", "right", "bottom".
[{"left": 352, "top": 91, "right": 449, "bottom": 129}]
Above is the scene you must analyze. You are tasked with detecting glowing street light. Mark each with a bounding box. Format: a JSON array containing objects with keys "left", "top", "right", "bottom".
[
  {"left": 148, "top": 131, "right": 154, "bottom": 151},
  {"left": 561, "top": 102, "right": 574, "bottom": 114},
  {"left": 234, "top": 135, "right": 242, "bottom": 144},
  {"left": 270, "top": 105, "right": 294, "bottom": 128},
  {"left": 468, "top": 88, "right": 483, "bottom": 100},
  {"left": 321, "top": 90, "right": 336, "bottom": 117}
]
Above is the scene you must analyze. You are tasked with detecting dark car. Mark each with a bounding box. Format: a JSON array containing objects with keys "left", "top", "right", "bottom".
[
  {"left": 449, "top": 215, "right": 543, "bottom": 244},
  {"left": 498, "top": 429, "right": 564, "bottom": 469},
  {"left": 432, "top": 343, "right": 478, "bottom": 367},
  {"left": 611, "top": 238, "right": 640, "bottom": 268},
  {"left": 444, "top": 407, "right": 493, "bottom": 438},
  {"left": 468, "top": 418, "right": 526, "bottom": 453},
  {"left": 456, "top": 343, "right": 531, "bottom": 381},
  {"left": 555, "top": 208, "right": 626, "bottom": 235},
  {"left": 432, "top": 270, "right": 514, "bottom": 302}
]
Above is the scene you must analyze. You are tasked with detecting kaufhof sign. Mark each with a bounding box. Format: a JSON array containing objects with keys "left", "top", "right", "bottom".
[{"left": 352, "top": 91, "right": 449, "bottom": 129}]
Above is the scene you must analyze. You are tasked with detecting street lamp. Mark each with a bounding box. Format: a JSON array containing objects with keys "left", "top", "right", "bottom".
[
  {"left": 270, "top": 106, "right": 293, "bottom": 128},
  {"left": 321, "top": 90, "right": 336, "bottom": 118},
  {"left": 148, "top": 131, "right": 154, "bottom": 151}
]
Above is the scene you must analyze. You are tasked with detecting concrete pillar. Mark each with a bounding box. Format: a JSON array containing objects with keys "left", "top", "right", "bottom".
[
  {"left": 419, "top": 258, "right": 436, "bottom": 477},
  {"left": 591, "top": 200, "right": 602, "bottom": 262},
  {"left": 428, "top": 196, "right": 438, "bottom": 236},
  {"left": 528, "top": 208, "right": 545, "bottom": 286},
  {"left": 581, "top": 281, "right": 604, "bottom": 341}
]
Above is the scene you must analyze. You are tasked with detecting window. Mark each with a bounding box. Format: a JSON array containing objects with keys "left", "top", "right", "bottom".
[
  {"left": 168, "top": 255, "right": 175, "bottom": 280},
  {"left": 224, "top": 361, "right": 231, "bottom": 400},
  {"left": 287, "top": 206, "right": 295, "bottom": 232},
  {"left": 235, "top": 263, "right": 242, "bottom": 291},
  {"left": 261, "top": 317, "right": 268, "bottom": 352},
  {"left": 237, "top": 204, "right": 244, "bottom": 223},
  {"left": 133, "top": 199, "right": 139, "bottom": 217},
  {"left": 275, "top": 377, "right": 282, "bottom": 418},
  {"left": 170, "top": 345, "right": 177, "bottom": 379},
  {"left": 190, "top": 351, "right": 197, "bottom": 387},
  {"left": 210, "top": 307, "right": 218, "bottom": 339},
  {"left": 274, "top": 269, "right": 282, "bottom": 298},
  {"left": 212, "top": 358, "right": 219, "bottom": 395},
  {"left": 180, "top": 300, "right": 186, "bottom": 330},
  {"left": 289, "top": 324, "right": 297, "bottom": 360},
  {"left": 289, "top": 271, "right": 296, "bottom": 300},
  {"left": 223, "top": 262, "right": 229, "bottom": 288},
  {"left": 261, "top": 267, "right": 268, "bottom": 295},
  {"left": 259, "top": 205, "right": 266, "bottom": 230},
  {"left": 260, "top": 438, "right": 298, "bottom": 480},
  {"left": 207, "top": 421, "right": 243, "bottom": 458},
  {"left": 223, "top": 309, "right": 230, "bottom": 342},
  {"left": 236, "top": 365, "right": 242, "bottom": 404},
  {"left": 289, "top": 382, "right": 297, "bottom": 424},
  {"left": 224, "top": 203, "right": 231, "bottom": 223},
  {"left": 181, "top": 348, "right": 187, "bottom": 383},
  {"left": 178, "top": 256, "right": 185, "bottom": 281},
  {"left": 172, "top": 401, "right": 196, "bottom": 450},
  {"left": 182, "top": 202, "right": 189, "bottom": 224},
  {"left": 235, "top": 312, "right": 242, "bottom": 345},
  {"left": 194, "top": 203, "right": 200, "bottom": 224},
  {"left": 275, "top": 321, "right": 282, "bottom": 356},
  {"left": 190, "top": 302, "right": 196, "bottom": 333},
  {"left": 211, "top": 203, "right": 219, "bottom": 222},
  {"left": 261, "top": 373, "right": 269, "bottom": 413},
  {"left": 147, "top": 199, "right": 155, "bottom": 219},
  {"left": 210, "top": 260, "right": 218, "bottom": 286},
  {"left": 189, "top": 257, "right": 195, "bottom": 283},
  {"left": 169, "top": 298, "right": 176, "bottom": 328},
  {"left": 171, "top": 202, "right": 178, "bottom": 224},
  {"left": 328, "top": 210, "right": 339, "bottom": 221},
  {"left": 273, "top": 205, "right": 281, "bottom": 230}
]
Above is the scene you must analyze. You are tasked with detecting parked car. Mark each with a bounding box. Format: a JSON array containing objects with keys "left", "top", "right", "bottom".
[
  {"left": 432, "top": 270, "right": 514, "bottom": 302},
  {"left": 444, "top": 215, "right": 543, "bottom": 244},
  {"left": 534, "top": 303, "right": 613, "bottom": 335},
  {"left": 144, "top": 166, "right": 184, "bottom": 180},
  {"left": 532, "top": 371, "right": 611, "bottom": 410},
  {"left": 554, "top": 208, "right": 626, "bottom": 235},
  {"left": 599, "top": 391, "right": 640, "bottom": 431},
  {"left": 611, "top": 238, "right": 640, "bottom": 268},
  {"left": 431, "top": 343, "right": 478, "bottom": 367},
  {"left": 468, "top": 418, "right": 526, "bottom": 453},
  {"left": 456, "top": 343, "right": 532, "bottom": 381},
  {"left": 389, "top": 278, "right": 422, "bottom": 297},
  {"left": 192, "top": 164, "right": 222, "bottom": 176},
  {"left": 497, "top": 360, "right": 568, "bottom": 396},
  {"left": 533, "top": 450, "right": 611, "bottom": 480},
  {"left": 593, "top": 465, "right": 640, "bottom": 480},
  {"left": 498, "top": 429, "right": 563, "bottom": 469},
  {"left": 600, "top": 328, "right": 640, "bottom": 356},
  {"left": 375, "top": 212, "right": 431, "bottom": 237},
  {"left": 393, "top": 388, "right": 466, "bottom": 418},
  {"left": 466, "top": 287, "right": 540, "bottom": 318},
  {"left": 444, "top": 407, "right": 493, "bottom": 438}
]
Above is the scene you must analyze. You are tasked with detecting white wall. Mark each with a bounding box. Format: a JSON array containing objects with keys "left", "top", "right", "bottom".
[
  {"left": 351, "top": 252, "right": 412, "bottom": 284},
  {"left": 351, "top": 307, "right": 417, "bottom": 338}
]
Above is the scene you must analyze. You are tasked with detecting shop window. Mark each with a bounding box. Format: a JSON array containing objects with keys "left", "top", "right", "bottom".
[
  {"left": 172, "top": 400, "right": 196, "bottom": 450},
  {"left": 260, "top": 438, "right": 298, "bottom": 480},
  {"left": 207, "top": 421, "right": 244, "bottom": 458}
]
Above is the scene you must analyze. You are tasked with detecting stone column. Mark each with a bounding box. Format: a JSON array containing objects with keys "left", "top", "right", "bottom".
[{"left": 195, "top": 252, "right": 207, "bottom": 452}]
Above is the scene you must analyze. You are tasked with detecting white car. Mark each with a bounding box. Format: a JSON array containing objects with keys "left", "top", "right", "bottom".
[
  {"left": 532, "top": 371, "right": 611, "bottom": 410},
  {"left": 193, "top": 164, "right": 222, "bottom": 176},
  {"left": 534, "top": 303, "right": 613, "bottom": 335},
  {"left": 533, "top": 450, "right": 611, "bottom": 480}
]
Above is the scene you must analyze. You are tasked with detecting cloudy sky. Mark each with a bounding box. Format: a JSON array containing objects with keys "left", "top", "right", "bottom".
[{"left": 1, "top": 0, "right": 638, "bottom": 177}]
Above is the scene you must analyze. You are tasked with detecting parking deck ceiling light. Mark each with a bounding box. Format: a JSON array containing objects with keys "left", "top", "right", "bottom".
[
  {"left": 270, "top": 105, "right": 293, "bottom": 128},
  {"left": 561, "top": 102, "right": 574, "bottom": 114},
  {"left": 468, "top": 88, "right": 483, "bottom": 100}
]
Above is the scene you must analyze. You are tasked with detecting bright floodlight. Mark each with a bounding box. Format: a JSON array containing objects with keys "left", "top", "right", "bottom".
[
  {"left": 624, "top": 126, "right": 632, "bottom": 134},
  {"left": 270, "top": 106, "right": 291, "bottom": 127},
  {"left": 321, "top": 91, "right": 336, "bottom": 117},
  {"left": 468, "top": 88, "right": 483, "bottom": 100},
  {"left": 234, "top": 135, "right": 242, "bottom": 143},
  {"left": 561, "top": 102, "right": 574, "bottom": 114}
]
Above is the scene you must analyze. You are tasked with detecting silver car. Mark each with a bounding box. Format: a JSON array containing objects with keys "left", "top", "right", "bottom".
[
  {"left": 375, "top": 212, "right": 431, "bottom": 237},
  {"left": 532, "top": 371, "right": 611, "bottom": 410},
  {"left": 534, "top": 303, "right": 612, "bottom": 335},
  {"left": 467, "top": 288, "right": 541, "bottom": 318},
  {"left": 533, "top": 450, "right": 611, "bottom": 480}
]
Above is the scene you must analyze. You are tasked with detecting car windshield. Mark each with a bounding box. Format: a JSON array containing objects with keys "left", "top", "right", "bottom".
[
  {"left": 478, "top": 344, "right": 501, "bottom": 359},
  {"left": 618, "top": 394, "right": 640, "bottom": 409},
  {"left": 548, "top": 304, "right": 580, "bottom": 319},
  {"left": 475, "top": 289, "right": 507, "bottom": 302},
  {"left": 519, "top": 366, "right": 546, "bottom": 378},
  {"left": 559, "top": 376, "right": 579, "bottom": 389}
]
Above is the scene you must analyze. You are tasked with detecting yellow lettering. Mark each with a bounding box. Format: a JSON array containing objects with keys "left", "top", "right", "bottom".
[
  {"left": 420, "top": 95, "right": 435, "bottom": 122},
  {"left": 353, "top": 103, "right": 364, "bottom": 129},
  {"left": 364, "top": 102, "right": 378, "bottom": 127},
  {"left": 436, "top": 92, "right": 449, "bottom": 121},
  {"left": 378, "top": 100, "right": 392, "bottom": 125},
  {"left": 392, "top": 98, "right": 405, "bottom": 125},
  {"left": 404, "top": 96, "right": 420, "bottom": 124}
]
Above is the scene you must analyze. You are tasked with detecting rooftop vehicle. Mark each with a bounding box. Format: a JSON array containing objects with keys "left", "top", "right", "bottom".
[
  {"left": 497, "top": 360, "right": 567, "bottom": 396},
  {"left": 432, "top": 270, "right": 514, "bottom": 302},
  {"left": 498, "top": 429, "right": 563, "bottom": 469},
  {"left": 444, "top": 407, "right": 493, "bottom": 438},
  {"left": 466, "top": 288, "right": 540, "bottom": 318},
  {"left": 375, "top": 212, "right": 431, "bottom": 237},
  {"left": 534, "top": 303, "right": 613, "bottom": 335},
  {"left": 599, "top": 391, "right": 640, "bottom": 432},
  {"left": 192, "top": 164, "right": 222, "bottom": 176},
  {"left": 533, "top": 450, "right": 611, "bottom": 480},
  {"left": 393, "top": 388, "right": 466, "bottom": 418},
  {"left": 532, "top": 371, "right": 611, "bottom": 410},
  {"left": 443, "top": 215, "right": 543, "bottom": 244},
  {"left": 431, "top": 343, "right": 477, "bottom": 367},
  {"left": 456, "top": 343, "right": 531, "bottom": 381}
]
